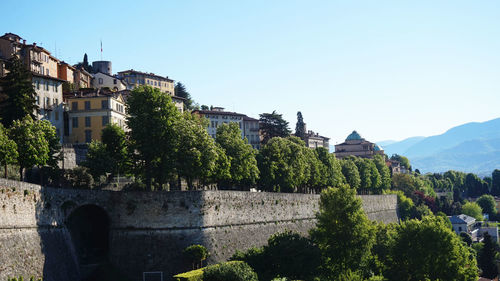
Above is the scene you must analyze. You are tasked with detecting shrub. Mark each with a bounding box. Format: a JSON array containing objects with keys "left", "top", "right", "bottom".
[
  {"left": 184, "top": 244, "right": 208, "bottom": 269},
  {"left": 173, "top": 268, "right": 204, "bottom": 281},
  {"left": 65, "top": 167, "right": 94, "bottom": 189},
  {"left": 203, "top": 261, "right": 258, "bottom": 281}
]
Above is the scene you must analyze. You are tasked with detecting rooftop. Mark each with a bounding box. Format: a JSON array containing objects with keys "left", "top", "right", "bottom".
[
  {"left": 346, "top": 130, "right": 364, "bottom": 141},
  {"left": 117, "top": 69, "right": 174, "bottom": 82},
  {"left": 449, "top": 214, "right": 476, "bottom": 225}
]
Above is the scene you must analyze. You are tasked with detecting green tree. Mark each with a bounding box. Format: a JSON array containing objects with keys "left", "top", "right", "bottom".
[
  {"left": 183, "top": 244, "right": 208, "bottom": 270},
  {"left": 174, "top": 82, "right": 194, "bottom": 110},
  {"left": 310, "top": 185, "right": 375, "bottom": 279},
  {"left": 462, "top": 201, "right": 483, "bottom": 220},
  {"left": 175, "top": 114, "right": 219, "bottom": 189},
  {"left": 263, "top": 231, "right": 321, "bottom": 281},
  {"left": 373, "top": 155, "right": 391, "bottom": 191},
  {"left": 259, "top": 111, "right": 291, "bottom": 144},
  {"left": 257, "top": 136, "right": 307, "bottom": 192},
  {"left": 340, "top": 159, "right": 361, "bottom": 189},
  {"left": 82, "top": 140, "right": 113, "bottom": 180},
  {"left": 387, "top": 215, "right": 478, "bottom": 281},
  {"left": 215, "top": 123, "right": 259, "bottom": 187},
  {"left": 315, "top": 147, "right": 345, "bottom": 188},
  {"left": 478, "top": 232, "right": 498, "bottom": 279},
  {"left": 126, "top": 86, "right": 180, "bottom": 190},
  {"left": 390, "top": 154, "right": 411, "bottom": 171},
  {"left": 101, "top": 124, "right": 128, "bottom": 175},
  {"left": 465, "top": 173, "right": 486, "bottom": 197},
  {"left": 295, "top": 111, "right": 305, "bottom": 139},
  {"left": 477, "top": 194, "right": 497, "bottom": 217},
  {"left": 203, "top": 261, "right": 258, "bottom": 281},
  {"left": 36, "top": 119, "right": 61, "bottom": 169},
  {"left": 0, "top": 56, "right": 38, "bottom": 127},
  {"left": 9, "top": 117, "right": 50, "bottom": 180},
  {"left": 0, "top": 123, "right": 18, "bottom": 178},
  {"left": 491, "top": 169, "right": 500, "bottom": 196}
]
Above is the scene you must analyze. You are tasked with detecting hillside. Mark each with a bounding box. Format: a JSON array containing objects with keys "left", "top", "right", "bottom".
[{"left": 381, "top": 118, "right": 500, "bottom": 175}]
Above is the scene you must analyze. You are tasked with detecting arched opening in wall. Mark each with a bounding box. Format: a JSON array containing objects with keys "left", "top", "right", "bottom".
[{"left": 66, "top": 204, "right": 110, "bottom": 265}]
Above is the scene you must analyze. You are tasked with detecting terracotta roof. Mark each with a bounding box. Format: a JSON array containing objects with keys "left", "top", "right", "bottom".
[{"left": 243, "top": 116, "right": 259, "bottom": 122}]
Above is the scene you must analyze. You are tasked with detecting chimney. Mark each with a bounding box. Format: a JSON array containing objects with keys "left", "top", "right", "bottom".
[
  {"left": 33, "top": 42, "right": 37, "bottom": 47},
  {"left": 23, "top": 40, "right": 26, "bottom": 45}
]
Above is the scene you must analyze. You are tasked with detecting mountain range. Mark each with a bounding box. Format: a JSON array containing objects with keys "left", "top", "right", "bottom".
[{"left": 380, "top": 118, "right": 500, "bottom": 176}]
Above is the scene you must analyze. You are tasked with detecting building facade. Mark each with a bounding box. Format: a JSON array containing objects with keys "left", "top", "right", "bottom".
[
  {"left": 33, "top": 73, "right": 65, "bottom": 142},
  {"left": 192, "top": 107, "right": 260, "bottom": 149},
  {"left": 65, "top": 91, "right": 127, "bottom": 144},
  {"left": 117, "top": 69, "right": 175, "bottom": 95},
  {"left": 334, "top": 130, "right": 385, "bottom": 159},
  {"left": 92, "top": 72, "right": 126, "bottom": 91},
  {"left": 73, "top": 67, "right": 92, "bottom": 89}
]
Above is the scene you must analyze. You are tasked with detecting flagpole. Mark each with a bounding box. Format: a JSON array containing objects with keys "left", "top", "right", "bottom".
[{"left": 100, "top": 39, "right": 103, "bottom": 61}]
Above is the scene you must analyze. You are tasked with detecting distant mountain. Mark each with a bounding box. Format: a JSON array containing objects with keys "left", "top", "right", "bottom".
[
  {"left": 377, "top": 140, "right": 397, "bottom": 147},
  {"left": 382, "top": 136, "right": 425, "bottom": 157},
  {"left": 382, "top": 118, "right": 500, "bottom": 176}
]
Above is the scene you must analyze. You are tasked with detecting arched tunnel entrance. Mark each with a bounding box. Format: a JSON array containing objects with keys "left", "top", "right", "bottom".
[{"left": 66, "top": 205, "right": 110, "bottom": 271}]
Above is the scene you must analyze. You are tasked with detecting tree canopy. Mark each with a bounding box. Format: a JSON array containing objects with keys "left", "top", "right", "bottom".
[
  {"left": 310, "top": 185, "right": 375, "bottom": 279},
  {"left": 174, "top": 82, "right": 194, "bottom": 110},
  {"left": 215, "top": 122, "right": 259, "bottom": 187},
  {"left": 0, "top": 123, "right": 18, "bottom": 178},
  {"left": 0, "top": 56, "right": 38, "bottom": 127},
  {"left": 259, "top": 111, "right": 291, "bottom": 144}
]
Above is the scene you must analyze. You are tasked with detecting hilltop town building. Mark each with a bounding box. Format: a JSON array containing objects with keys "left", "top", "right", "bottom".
[
  {"left": 65, "top": 90, "right": 128, "bottom": 143},
  {"left": 92, "top": 60, "right": 112, "bottom": 75},
  {"left": 192, "top": 107, "right": 261, "bottom": 149},
  {"left": 92, "top": 72, "right": 127, "bottom": 91},
  {"left": 334, "top": 130, "right": 384, "bottom": 159},
  {"left": 117, "top": 69, "right": 175, "bottom": 95}
]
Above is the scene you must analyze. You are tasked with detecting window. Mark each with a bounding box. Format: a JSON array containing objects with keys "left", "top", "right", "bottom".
[
  {"left": 47, "top": 69, "right": 50, "bottom": 76},
  {"left": 101, "top": 100, "right": 108, "bottom": 109},
  {"left": 46, "top": 111, "right": 51, "bottom": 119},
  {"left": 55, "top": 111, "right": 59, "bottom": 121},
  {"left": 85, "top": 130, "right": 92, "bottom": 143},
  {"left": 98, "top": 78, "right": 103, "bottom": 84},
  {"left": 56, "top": 129, "right": 60, "bottom": 137},
  {"left": 113, "top": 79, "right": 117, "bottom": 85},
  {"left": 85, "top": 101, "right": 91, "bottom": 110},
  {"left": 102, "top": 116, "right": 109, "bottom": 126},
  {"left": 72, "top": 102, "right": 78, "bottom": 110},
  {"left": 154, "top": 81, "right": 157, "bottom": 86},
  {"left": 46, "top": 97, "right": 50, "bottom": 106},
  {"left": 36, "top": 80, "right": 40, "bottom": 89},
  {"left": 55, "top": 98, "right": 58, "bottom": 105},
  {"left": 36, "top": 96, "right": 40, "bottom": 105},
  {"left": 72, "top": 117, "right": 78, "bottom": 128},
  {"left": 85, "top": 116, "right": 91, "bottom": 127}
]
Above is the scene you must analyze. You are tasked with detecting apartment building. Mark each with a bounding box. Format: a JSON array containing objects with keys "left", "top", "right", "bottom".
[
  {"left": 74, "top": 66, "right": 92, "bottom": 89},
  {"left": 0, "top": 33, "right": 66, "bottom": 141},
  {"left": 57, "top": 62, "right": 75, "bottom": 84},
  {"left": 117, "top": 69, "right": 175, "bottom": 95},
  {"left": 65, "top": 90, "right": 127, "bottom": 144},
  {"left": 192, "top": 107, "right": 261, "bottom": 149},
  {"left": 92, "top": 72, "right": 126, "bottom": 91}
]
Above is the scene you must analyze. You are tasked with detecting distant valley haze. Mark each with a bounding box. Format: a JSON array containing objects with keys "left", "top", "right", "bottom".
[{"left": 377, "top": 117, "right": 500, "bottom": 176}]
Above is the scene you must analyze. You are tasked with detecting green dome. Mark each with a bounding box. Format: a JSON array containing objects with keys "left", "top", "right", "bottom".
[
  {"left": 346, "top": 130, "right": 362, "bottom": 141},
  {"left": 374, "top": 144, "right": 383, "bottom": 151}
]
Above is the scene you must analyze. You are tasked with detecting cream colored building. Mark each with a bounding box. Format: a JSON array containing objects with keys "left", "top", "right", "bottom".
[
  {"left": 92, "top": 72, "right": 126, "bottom": 91},
  {"left": 117, "top": 69, "right": 175, "bottom": 95},
  {"left": 65, "top": 90, "right": 128, "bottom": 144},
  {"left": 32, "top": 74, "right": 65, "bottom": 142},
  {"left": 334, "top": 131, "right": 384, "bottom": 159},
  {"left": 192, "top": 107, "right": 261, "bottom": 149}
]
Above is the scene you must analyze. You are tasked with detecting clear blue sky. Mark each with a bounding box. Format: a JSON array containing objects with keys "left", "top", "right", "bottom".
[{"left": 4, "top": 0, "right": 500, "bottom": 144}]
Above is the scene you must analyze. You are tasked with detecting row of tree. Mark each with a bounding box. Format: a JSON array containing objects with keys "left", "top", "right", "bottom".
[{"left": 231, "top": 186, "right": 481, "bottom": 281}]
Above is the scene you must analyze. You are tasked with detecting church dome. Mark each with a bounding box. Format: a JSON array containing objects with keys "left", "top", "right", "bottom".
[
  {"left": 346, "top": 130, "right": 363, "bottom": 141},
  {"left": 374, "top": 144, "right": 383, "bottom": 151}
]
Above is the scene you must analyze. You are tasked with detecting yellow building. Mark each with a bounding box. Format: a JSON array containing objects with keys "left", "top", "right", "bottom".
[
  {"left": 117, "top": 69, "right": 175, "bottom": 95},
  {"left": 65, "top": 90, "right": 127, "bottom": 144}
]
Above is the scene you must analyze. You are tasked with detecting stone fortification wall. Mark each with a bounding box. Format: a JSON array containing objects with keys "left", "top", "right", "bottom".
[{"left": 0, "top": 178, "right": 398, "bottom": 281}]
